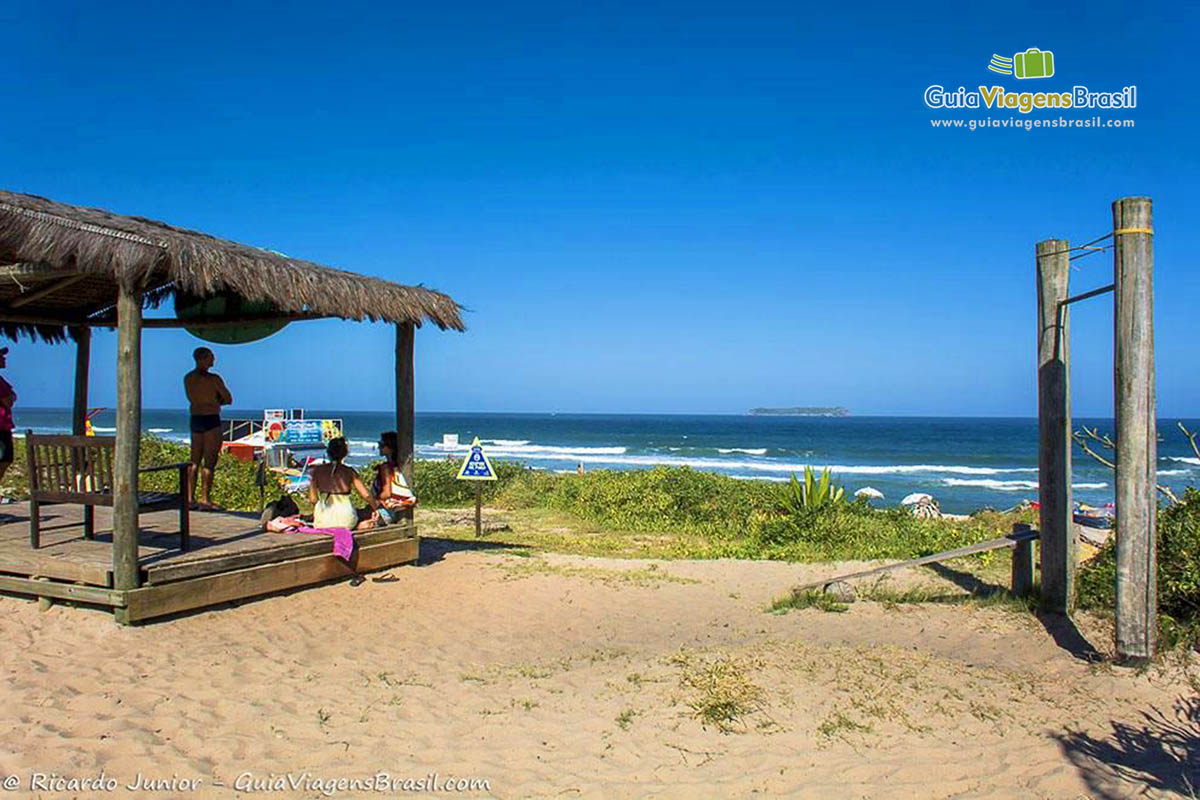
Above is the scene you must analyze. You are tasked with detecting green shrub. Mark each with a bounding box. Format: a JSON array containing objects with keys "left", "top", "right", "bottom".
[
  {"left": 0, "top": 437, "right": 29, "bottom": 500},
  {"left": 747, "top": 502, "right": 989, "bottom": 561},
  {"left": 495, "top": 466, "right": 780, "bottom": 538},
  {"left": 136, "top": 435, "right": 264, "bottom": 511},
  {"left": 1079, "top": 488, "right": 1200, "bottom": 632}
]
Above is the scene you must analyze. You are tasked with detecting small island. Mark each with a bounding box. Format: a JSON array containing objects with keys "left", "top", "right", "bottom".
[{"left": 748, "top": 407, "right": 850, "bottom": 417}]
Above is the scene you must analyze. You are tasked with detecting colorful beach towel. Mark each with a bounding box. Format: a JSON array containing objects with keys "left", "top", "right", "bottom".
[
  {"left": 296, "top": 526, "right": 356, "bottom": 561},
  {"left": 266, "top": 515, "right": 355, "bottom": 561}
]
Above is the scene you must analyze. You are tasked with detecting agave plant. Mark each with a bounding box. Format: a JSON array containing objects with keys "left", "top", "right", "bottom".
[{"left": 785, "top": 466, "right": 846, "bottom": 511}]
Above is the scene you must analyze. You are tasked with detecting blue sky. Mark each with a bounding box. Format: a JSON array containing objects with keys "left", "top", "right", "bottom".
[{"left": 4, "top": 0, "right": 1197, "bottom": 416}]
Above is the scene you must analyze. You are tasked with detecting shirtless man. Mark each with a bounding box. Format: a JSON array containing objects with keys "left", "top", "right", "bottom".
[{"left": 184, "top": 347, "right": 232, "bottom": 510}]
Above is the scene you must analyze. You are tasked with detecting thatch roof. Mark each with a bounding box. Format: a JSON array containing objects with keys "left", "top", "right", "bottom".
[{"left": 0, "top": 189, "right": 465, "bottom": 342}]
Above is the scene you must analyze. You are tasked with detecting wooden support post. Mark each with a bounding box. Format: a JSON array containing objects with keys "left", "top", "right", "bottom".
[
  {"left": 112, "top": 285, "right": 142, "bottom": 592},
  {"left": 71, "top": 326, "right": 91, "bottom": 435},
  {"left": 1010, "top": 524, "right": 1035, "bottom": 598},
  {"left": 36, "top": 576, "right": 53, "bottom": 612},
  {"left": 1036, "top": 239, "right": 1074, "bottom": 614},
  {"left": 395, "top": 322, "right": 415, "bottom": 488},
  {"left": 475, "top": 484, "right": 482, "bottom": 537},
  {"left": 1113, "top": 196, "right": 1157, "bottom": 663},
  {"left": 71, "top": 326, "right": 95, "bottom": 539}
]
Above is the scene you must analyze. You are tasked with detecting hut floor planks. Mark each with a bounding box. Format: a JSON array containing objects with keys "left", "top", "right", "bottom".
[{"left": 0, "top": 502, "right": 418, "bottom": 623}]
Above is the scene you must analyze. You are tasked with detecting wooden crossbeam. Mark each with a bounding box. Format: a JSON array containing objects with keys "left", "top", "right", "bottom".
[
  {"left": 791, "top": 527, "right": 1040, "bottom": 593},
  {"left": 0, "top": 263, "right": 80, "bottom": 280},
  {"left": 8, "top": 274, "right": 87, "bottom": 308},
  {"left": 0, "top": 311, "right": 333, "bottom": 329}
]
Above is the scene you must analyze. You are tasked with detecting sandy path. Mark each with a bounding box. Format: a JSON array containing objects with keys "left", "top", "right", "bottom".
[{"left": 0, "top": 541, "right": 1196, "bottom": 799}]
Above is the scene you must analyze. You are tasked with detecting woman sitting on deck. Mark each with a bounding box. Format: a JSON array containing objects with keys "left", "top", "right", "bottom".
[
  {"left": 374, "top": 432, "right": 417, "bottom": 514},
  {"left": 308, "top": 438, "right": 380, "bottom": 531}
]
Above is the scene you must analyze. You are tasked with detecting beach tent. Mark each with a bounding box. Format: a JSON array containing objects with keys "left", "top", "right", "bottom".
[{"left": 0, "top": 189, "right": 465, "bottom": 601}]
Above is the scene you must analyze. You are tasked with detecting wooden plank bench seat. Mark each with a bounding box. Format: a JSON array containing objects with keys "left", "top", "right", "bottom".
[{"left": 25, "top": 431, "right": 190, "bottom": 551}]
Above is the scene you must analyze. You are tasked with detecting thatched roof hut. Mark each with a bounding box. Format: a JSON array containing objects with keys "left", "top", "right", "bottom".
[
  {"left": 0, "top": 189, "right": 465, "bottom": 342},
  {"left": 0, "top": 188, "right": 461, "bottom": 598}
]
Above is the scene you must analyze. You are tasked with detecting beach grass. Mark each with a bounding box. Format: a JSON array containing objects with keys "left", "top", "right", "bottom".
[{"left": 768, "top": 581, "right": 1038, "bottom": 616}]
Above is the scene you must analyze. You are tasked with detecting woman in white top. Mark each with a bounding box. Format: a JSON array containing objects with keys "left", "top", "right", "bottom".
[{"left": 308, "top": 437, "right": 380, "bottom": 530}]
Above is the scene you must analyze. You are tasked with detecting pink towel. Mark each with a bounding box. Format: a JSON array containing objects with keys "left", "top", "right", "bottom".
[
  {"left": 267, "top": 516, "right": 356, "bottom": 561},
  {"left": 296, "top": 527, "right": 356, "bottom": 561}
]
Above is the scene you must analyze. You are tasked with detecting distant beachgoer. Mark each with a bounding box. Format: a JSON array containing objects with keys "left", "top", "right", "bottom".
[
  {"left": 309, "top": 437, "right": 380, "bottom": 530},
  {"left": 184, "top": 347, "right": 233, "bottom": 510},
  {"left": 374, "top": 432, "right": 416, "bottom": 513},
  {"left": 577, "top": 463, "right": 583, "bottom": 475},
  {"left": 0, "top": 347, "right": 15, "bottom": 483}
]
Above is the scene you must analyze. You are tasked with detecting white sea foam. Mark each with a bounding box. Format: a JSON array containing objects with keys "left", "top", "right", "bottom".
[
  {"left": 92, "top": 426, "right": 116, "bottom": 433},
  {"left": 942, "top": 478, "right": 1108, "bottom": 491},
  {"left": 718, "top": 448, "right": 768, "bottom": 455},
  {"left": 149, "top": 428, "right": 173, "bottom": 433},
  {"left": 416, "top": 441, "right": 1041, "bottom": 478},
  {"left": 726, "top": 474, "right": 789, "bottom": 482},
  {"left": 1167, "top": 456, "right": 1200, "bottom": 466},
  {"left": 424, "top": 442, "right": 628, "bottom": 457},
  {"left": 484, "top": 439, "right": 531, "bottom": 447},
  {"left": 1158, "top": 469, "right": 1191, "bottom": 476}
]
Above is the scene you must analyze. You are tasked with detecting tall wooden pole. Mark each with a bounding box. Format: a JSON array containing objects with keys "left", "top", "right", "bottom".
[
  {"left": 71, "top": 326, "right": 91, "bottom": 435},
  {"left": 1113, "top": 196, "right": 1156, "bottom": 663},
  {"left": 1036, "top": 239, "right": 1074, "bottom": 614},
  {"left": 395, "top": 322, "right": 415, "bottom": 488},
  {"left": 113, "top": 286, "right": 142, "bottom": 593},
  {"left": 475, "top": 484, "right": 482, "bottom": 538}
]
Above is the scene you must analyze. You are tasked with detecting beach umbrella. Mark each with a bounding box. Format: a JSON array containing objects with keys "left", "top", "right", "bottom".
[
  {"left": 854, "top": 487, "right": 885, "bottom": 500},
  {"left": 900, "top": 492, "right": 933, "bottom": 506}
]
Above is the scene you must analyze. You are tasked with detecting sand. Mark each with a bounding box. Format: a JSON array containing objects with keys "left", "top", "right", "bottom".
[{"left": 0, "top": 540, "right": 1196, "bottom": 799}]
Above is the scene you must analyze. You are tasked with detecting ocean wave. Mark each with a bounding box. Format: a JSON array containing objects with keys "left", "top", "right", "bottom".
[
  {"left": 718, "top": 448, "right": 768, "bottom": 455},
  {"left": 943, "top": 478, "right": 1108, "bottom": 491},
  {"left": 1167, "top": 456, "right": 1200, "bottom": 466},
  {"left": 423, "top": 443, "right": 629, "bottom": 457},
  {"left": 726, "top": 474, "right": 789, "bottom": 482},
  {"left": 148, "top": 428, "right": 173, "bottom": 433},
  {"left": 1158, "top": 469, "right": 1192, "bottom": 476},
  {"left": 483, "top": 439, "right": 530, "bottom": 447},
  {"left": 417, "top": 444, "right": 1039, "bottom": 477},
  {"left": 92, "top": 426, "right": 116, "bottom": 433}
]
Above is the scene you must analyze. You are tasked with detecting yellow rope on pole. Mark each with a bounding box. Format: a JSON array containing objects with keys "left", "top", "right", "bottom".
[{"left": 1114, "top": 227, "right": 1154, "bottom": 235}]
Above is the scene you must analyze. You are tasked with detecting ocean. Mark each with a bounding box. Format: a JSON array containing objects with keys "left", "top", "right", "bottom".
[{"left": 14, "top": 408, "right": 1200, "bottom": 514}]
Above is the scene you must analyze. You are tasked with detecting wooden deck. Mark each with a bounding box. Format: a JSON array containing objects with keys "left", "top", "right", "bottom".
[{"left": 0, "top": 502, "right": 419, "bottom": 623}]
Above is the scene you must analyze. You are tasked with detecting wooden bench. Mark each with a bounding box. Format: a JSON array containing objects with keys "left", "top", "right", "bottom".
[{"left": 25, "top": 432, "right": 190, "bottom": 551}]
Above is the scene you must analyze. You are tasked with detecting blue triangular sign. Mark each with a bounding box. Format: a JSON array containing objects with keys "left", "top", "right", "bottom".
[{"left": 456, "top": 437, "right": 497, "bottom": 481}]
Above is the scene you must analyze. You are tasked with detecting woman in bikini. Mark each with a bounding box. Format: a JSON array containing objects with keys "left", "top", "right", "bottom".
[
  {"left": 374, "top": 431, "right": 417, "bottom": 516},
  {"left": 308, "top": 437, "right": 380, "bottom": 531}
]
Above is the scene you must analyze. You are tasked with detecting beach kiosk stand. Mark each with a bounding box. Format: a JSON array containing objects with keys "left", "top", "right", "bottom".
[{"left": 0, "top": 189, "right": 465, "bottom": 622}]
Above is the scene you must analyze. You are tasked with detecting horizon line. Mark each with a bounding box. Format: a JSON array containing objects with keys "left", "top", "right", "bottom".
[{"left": 15, "top": 406, "right": 1199, "bottom": 420}]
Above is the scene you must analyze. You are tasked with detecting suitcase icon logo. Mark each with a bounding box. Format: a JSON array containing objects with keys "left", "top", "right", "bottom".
[
  {"left": 987, "top": 48, "right": 1055, "bottom": 79},
  {"left": 1014, "top": 48, "right": 1054, "bottom": 79}
]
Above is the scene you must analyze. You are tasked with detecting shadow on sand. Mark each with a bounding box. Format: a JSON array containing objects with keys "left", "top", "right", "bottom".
[
  {"left": 925, "top": 561, "right": 1106, "bottom": 663},
  {"left": 417, "top": 536, "right": 530, "bottom": 566},
  {"left": 1054, "top": 693, "right": 1200, "bottom": 799}
]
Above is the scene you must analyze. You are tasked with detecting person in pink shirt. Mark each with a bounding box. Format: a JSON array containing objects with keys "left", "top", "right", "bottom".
[{"left": 0, "top": 347, "right": 15, "bottom": 483}]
